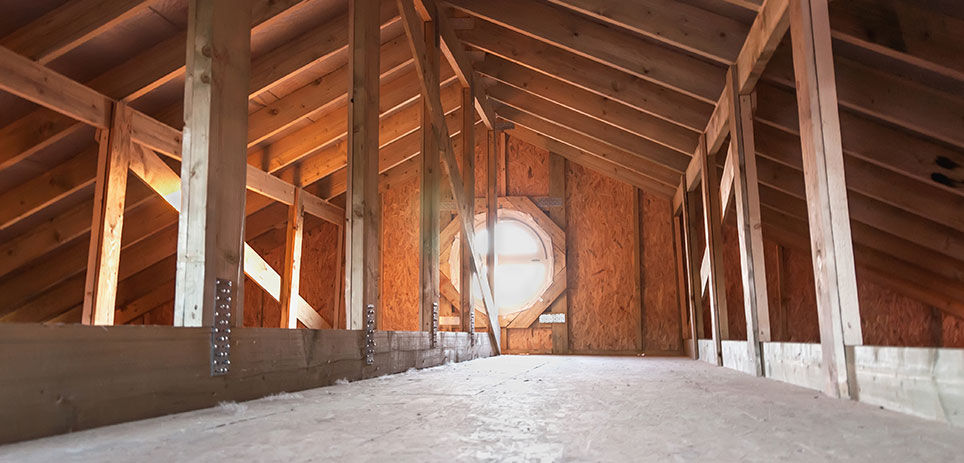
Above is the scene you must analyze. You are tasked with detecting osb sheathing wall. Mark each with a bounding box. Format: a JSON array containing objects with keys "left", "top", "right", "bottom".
[
  {"left": 714, "top": 220, "right": 964, "bottom": 347},
  {"left": 375, "top": 135, "right": 685, "bottom": 354},
  {"left": 380, "top": 175, "right": 421, "bottom": 331},
  {"left": 566, "top": 162, "right": 641, "bottom": 352},
  {"left": 640, "top": 191, "right": 683, "bottom": 352}
]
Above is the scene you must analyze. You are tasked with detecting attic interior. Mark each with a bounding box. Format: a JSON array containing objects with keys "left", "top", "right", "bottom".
[{"left": 0, "top": 0, "right": 963, "bottom": 459}]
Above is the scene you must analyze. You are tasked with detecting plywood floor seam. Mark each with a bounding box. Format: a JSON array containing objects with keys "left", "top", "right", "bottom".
[{"left": 2, "top": 356, "right": 962, "bottom": 462}]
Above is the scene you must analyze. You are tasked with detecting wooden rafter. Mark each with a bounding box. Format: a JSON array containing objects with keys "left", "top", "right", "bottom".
[
  {"left": 444, "top": 0, "right": 724, "bottom": 102},
  {"left": 546, "top": 0, "right": 749, "bottom": 65},
  {"left": 458, "top": 20, "right": 713, "bottom": 132}
]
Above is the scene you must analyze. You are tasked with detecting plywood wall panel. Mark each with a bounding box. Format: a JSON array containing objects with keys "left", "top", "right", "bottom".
[
  {"left": 566, "top": 163, "right": 641, "bottom": 352},
  {"left": 506, "top": 327, "right": 552, "bottom": 352},
  {"left": 505, "top": 136, "right": 549, "bottom": 196},
  {"left": 640, "top": 191, "right": 682, "bottom": 352},
  {"left": 763, "top": 240, "right": 786, "bottom": 341},
  {"left": 379, "top": 175, "right": 420, "bottom": 331},
  {"left": 857, "top": 275, "right": 939, "bottom": 347},
  {"left": 299, "top": 217, "right": 341, "bottom": 326},
  {"left": 780, "top": 245, "right": 819, "bottom": 343},
  {"left": 722, "top": 221, "right": 747, "bottom": 340},
  {"left": 941, "top": 314, "right": 964, "bottom": 347}
]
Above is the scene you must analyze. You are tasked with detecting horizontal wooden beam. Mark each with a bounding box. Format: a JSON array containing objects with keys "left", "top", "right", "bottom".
[{"left": 0, "top": 325, "right": 492, "bottom": 444}]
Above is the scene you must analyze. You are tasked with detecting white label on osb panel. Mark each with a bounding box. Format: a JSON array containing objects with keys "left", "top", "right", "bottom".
[{"left": 539, "top": 313, "right": 565, "bottom": 324}]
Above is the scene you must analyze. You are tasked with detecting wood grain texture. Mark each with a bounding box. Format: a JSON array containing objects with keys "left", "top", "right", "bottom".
[
  {"left": 566, "top": 163, "right": 641, "bottom": 352},
  {"left": 640, "top": 191, "right": 682, "bottom": 352},
  {"left": 381, "top": 174, "right": 421, "bottom": 331},
  {"left": 0, "top": 325, "right": 493, "bottom": 444}
]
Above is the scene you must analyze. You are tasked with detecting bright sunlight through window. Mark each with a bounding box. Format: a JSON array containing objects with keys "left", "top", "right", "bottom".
[{"left": 449, "top": 212, "right": 553, "bottom": 317}]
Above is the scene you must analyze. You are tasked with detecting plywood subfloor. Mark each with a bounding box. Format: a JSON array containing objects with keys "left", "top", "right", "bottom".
[{"left": 2, "top": 356, "right": 962, "bottom": 462}]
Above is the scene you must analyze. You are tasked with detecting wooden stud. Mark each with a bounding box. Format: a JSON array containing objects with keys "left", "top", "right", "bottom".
[
  {"left": 81, "top": 103, "right": 132, "bottom": 326},
  {"left": 280, "top": 188, "right": 305, "bottom": 329},
  {"left": 345, "top": 0, "right": 382, "bottom": 330},
  {"left": 789, "top": 0, "right": 861, "bottom": 399},
  {"left": 419, "top": 14, "right": 441, "bottom": 332},
  {"left": 635, "top": 188, "right": 645, "bottom": 352},
  {"left": 672, "top": 206, "right": 693, "bottom": 357},
  {"left": 698, "top": 136, "right": 728, "bottom": 366},
  {"left": 680, "top": 185, "right": 704, "bottom": 348},
  {"left": 727, "top": 68, "right": 770, "bottom": 376},
  {"left": 459, "top": 86, "right": 476, "bottom": 333},
  {"left": 487, "top": 130, "right": 498, "bottom": 335},
  {"left": 548, "top": 153, "right": 569, "bottom": 353},
  {"left": 174, "top": 0, "right": 252, "bottom": 328}
]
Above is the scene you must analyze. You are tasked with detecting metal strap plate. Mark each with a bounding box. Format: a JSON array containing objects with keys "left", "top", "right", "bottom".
[
  {"left": 211, "top": 278, "right": 233, "bottom": 376},
  {"left": 364, "top": 304, "right": 376, "bottom": 365}
]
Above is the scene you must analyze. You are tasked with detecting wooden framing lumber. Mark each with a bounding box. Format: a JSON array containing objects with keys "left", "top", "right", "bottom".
[
  {"left": 680, "top": 185, "right": 704, "bottom": 349},
  {"left": 494, "top": 102, "right": 681, "bottom": 186},
  {"left": 173, "top": 0, "right": 252, "bottom": 328},
  {"left": 727, "top": 69, "right": 770, "bottom": 377},
  {"left": 486, "top": 129, "right": 498, "bottom": 336},
  {"left": 279, "top": 189, "right": 305, "bottom": 328},
  {"left": 476, "top": 54, "right": 699, "bottom": 155},
  {"left": 345, "top": 0, "right": 383, "bottom": 329},
  {"left": 487, "top": 84, "right": 690, "bottom": 173},
  {"left": 679, "top": 0, "right": 791, "bottom": 189},
  {"left": 698, "top": 136, "right": 728, "bottom": 366},
  {"left": 735, "top": 0, "right": 790, "bottom": 93},
  {"left": 546, "top": 0, "right": 748, "bottom": 65},
  {"left": 419, "top": 14, "right": 441, "bottom": 332},
  {"left": 459, "top": 86, "right": 476, "bottom": 333},
  {"left": 414, "top": 0, "right": 497, "bottom": 128},
  {"left": 444, "top": 0, "right": 724, "bottom": 102},
  {"left": 398, "top": 0, "right": 500, "bottom": 352},
  {"left": 0, "top": 46, "right": 112, "bottom": 129},
  {"left": 548, "top": 153, "right": 569, "bottom": 353},
  {"left": 503, "top": 122, "right": 676, "bottom": 198},
  {"left": 81, "top": 103, "right": 133, "bottom": 326},
  {"left": 788, "top": 0, "right": 862, "bottom": 399},
  {"left": 129, "top": 145, "right": 330, "bottom": 329},
  {"left": 0, "top": 0, "right": 152, "bottom": 64},
  {"left": 0, "top": 325, "right": 492, "bottom": 444},
  {"left": 458, "top": 21, "right": 712, "bottom": 132}
]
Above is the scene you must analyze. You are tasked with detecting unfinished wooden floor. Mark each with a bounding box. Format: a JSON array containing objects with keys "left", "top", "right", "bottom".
[{"left": 1, "top": 356, "right": 961, "bottom": 462}]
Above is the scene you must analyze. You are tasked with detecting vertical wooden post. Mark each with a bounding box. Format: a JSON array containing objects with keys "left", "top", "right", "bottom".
[
  {"left": 698, "top": 135, "right": 728, "bottom": 366},
  {"left": 728, "top": 68, "right": 770, "bottom": 377},
  {"left": 333, "top": 221, "right": 346, "bottom": 329},
  {"left": 280, "top": 188, "right": 304, "bottom": 328},
  {"left": 345, "top": 0, "right": 381, "bottom": 330},
  {"left": 419, "top": 14, "right": 440, "bottom": 332},
  {"left": 548, "top": 153, "right": 569, "bottom": 353},
  {"left": 486, "top": 129, "right": 498, "bottom": 335},
  {"left": 82, "top": 103, "right": 132, "bottom": 326},
  {"left": 672, "top": 208, "right": 690, "bottom": 356},
  {"left": 679, "top": 183, "right": 703, "bottom": 358},
  {"left": 789, "top": 0, "right": 862, "bottom": 398},
  {"left": 459, "top": 86, "right": 476, "bottom": 333},
  {"left": 634, "top": 190, "right": 645, "bottom": 352},
  {"left": 174, "top": 0, "right": 251, "bottom": 327}
]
